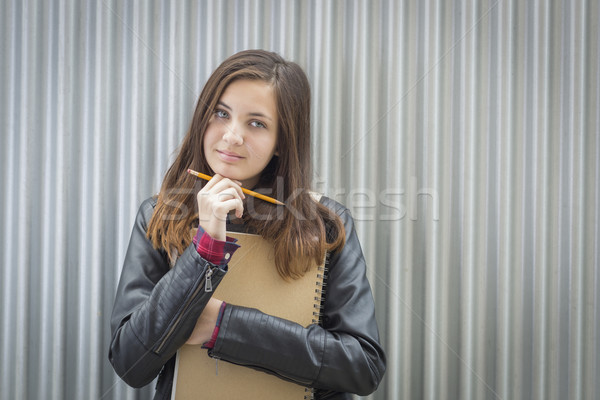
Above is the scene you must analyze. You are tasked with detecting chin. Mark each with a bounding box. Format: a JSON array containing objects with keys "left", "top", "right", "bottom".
[{"left": 212, "top": 167, "right": 243, "bottom": 181}]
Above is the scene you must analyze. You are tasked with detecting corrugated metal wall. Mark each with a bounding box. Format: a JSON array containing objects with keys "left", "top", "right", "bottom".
[{"left": 1, "top": 1, "right": 598, "bottom": 399}]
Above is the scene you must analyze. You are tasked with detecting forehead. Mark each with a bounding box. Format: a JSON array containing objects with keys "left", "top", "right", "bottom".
[{"left": 220, "top": 79, "right": 277, "bottom": 115}]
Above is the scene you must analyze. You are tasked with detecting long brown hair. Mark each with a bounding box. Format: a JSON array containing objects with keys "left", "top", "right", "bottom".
[{"left": 147, "top": 49, "right": 345, "bottom": 279}]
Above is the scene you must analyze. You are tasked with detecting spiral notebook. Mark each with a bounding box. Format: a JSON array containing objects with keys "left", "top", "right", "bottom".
[{"left": 171, "top": 230, "right": 326, "bottom": 400}]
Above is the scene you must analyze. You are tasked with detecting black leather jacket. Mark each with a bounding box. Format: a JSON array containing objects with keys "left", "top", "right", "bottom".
[{"left": 109, "top": 196, "right": 386, "bottom": 399}]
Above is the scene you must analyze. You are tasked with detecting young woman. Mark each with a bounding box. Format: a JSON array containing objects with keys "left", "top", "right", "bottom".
[{"left": 109, "top": 49, "right": 386, "bottom": 399}]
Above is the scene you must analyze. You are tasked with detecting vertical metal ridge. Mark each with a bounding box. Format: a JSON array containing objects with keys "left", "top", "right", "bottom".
[
  {"left": 584, "top": 4, "right": 600, "bottom": 400},
  {"left": 533, "top": 2, "right": 552, "bottom": 397},
  {"left": 15, "top": 2, "right": 32, "bottom": 400},
  {"left": 2, "top": 1, "right": 16, "bottom": 398},
  {"left": 569, "top": 2, "right": 585, "bottom": 399}
]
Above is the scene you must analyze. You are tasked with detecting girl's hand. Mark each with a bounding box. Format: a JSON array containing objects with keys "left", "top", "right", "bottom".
[
  {"left": 185, "top": 297, "right": 224, "bottom": 345},
  {"left": 197, "top": 174, "right": 245, "bottom": 241}
]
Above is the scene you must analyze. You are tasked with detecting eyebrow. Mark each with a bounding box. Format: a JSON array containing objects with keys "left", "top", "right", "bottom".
[{"left": 217, "top": 101, "right": 273, "bottom": 121}]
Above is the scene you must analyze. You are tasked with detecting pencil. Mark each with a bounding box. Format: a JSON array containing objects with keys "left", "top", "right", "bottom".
[{"left": 187, "top": 169, "right": 285, "bottom": 206}]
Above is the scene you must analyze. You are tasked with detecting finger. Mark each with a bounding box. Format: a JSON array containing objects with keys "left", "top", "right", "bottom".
[
  {"left": 213, "top": 198, "right": 244, "bottom": 219},
  {"left": 215, "top": 187, "right": 243, "bottom": 203},
  {"left": 235, "top": 198, "right": 244, "bottom": 219},
  {"left": 208, "top": 178, "right": 245, "bottom": 199},
  {"left": 196, "top": 186, "right": 242, "bottom": 215},
  {"left": 200, "top": 173, "right": 223, "bottom": 192}
]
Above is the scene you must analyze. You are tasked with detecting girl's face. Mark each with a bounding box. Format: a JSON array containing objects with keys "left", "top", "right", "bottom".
[{"left": 203, "top": 79, "right": 279, "bottom": 189}]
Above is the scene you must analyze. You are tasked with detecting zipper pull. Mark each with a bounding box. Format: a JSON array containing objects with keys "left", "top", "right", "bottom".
[
  {"left": 205, "top": 267, "right": 214, "bottom": 292},
  {"left": 215, "top": 358, "right": 219, "bottom": 375}
]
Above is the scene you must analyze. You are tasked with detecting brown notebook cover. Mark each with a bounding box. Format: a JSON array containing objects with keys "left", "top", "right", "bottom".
[{"left": 171, "top": 231, "right": 325, "bottom": 400}]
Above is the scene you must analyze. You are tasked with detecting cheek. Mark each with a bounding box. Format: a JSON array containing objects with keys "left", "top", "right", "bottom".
[
  {"left": 201, "top": 136, "right": 209, "bottom": 157},
  {"left": 258, "top": 140, "right": 277, "bottom": 161},
  {"left": 265, "top": 132, "right": 278, "bottom": 156},
  {"left": 202, "top": 132, "right": 215, "bottom": 162},
  {"left": 203, "top": 127, "right": 217, "bottom": 149}
]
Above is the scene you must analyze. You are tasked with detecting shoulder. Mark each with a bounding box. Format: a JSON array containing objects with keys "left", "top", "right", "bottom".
[
  {"left": 316, "top": 195, "right": 357, "bottom": 245},
  {"left": 140, "top": 196, "right": 158, "bottom": 212},
  {"left": 318, "top": 195, "right": 352, "bottom": 221},
  {"left": 136, "top": 196, "right": 159, "bottom": 227}
]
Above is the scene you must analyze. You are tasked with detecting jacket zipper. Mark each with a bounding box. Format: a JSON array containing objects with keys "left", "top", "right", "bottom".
[
  {"left": 204, "top": 266, "right": 214, "bottom": 292},
  {"left": 155, "top": 265, "right": 216, "bottom": 353}
]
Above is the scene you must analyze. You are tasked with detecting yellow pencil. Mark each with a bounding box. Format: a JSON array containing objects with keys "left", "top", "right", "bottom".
[{"left": 187, "top": 169, "right": 285, "bottom": 206}]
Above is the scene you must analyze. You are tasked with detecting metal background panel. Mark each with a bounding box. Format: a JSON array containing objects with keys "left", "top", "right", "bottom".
[{"left": 1, "top": 1, "right": 598, "bottom": 399}]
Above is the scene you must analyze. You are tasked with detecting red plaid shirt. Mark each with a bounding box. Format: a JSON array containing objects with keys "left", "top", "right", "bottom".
[{"left": 192, "top": 226, "right": 240, "bottom": 266}]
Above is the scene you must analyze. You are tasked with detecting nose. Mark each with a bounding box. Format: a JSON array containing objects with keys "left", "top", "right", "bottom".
[{"left": 222, "top": 122, "right": 243, "bottom": 145}]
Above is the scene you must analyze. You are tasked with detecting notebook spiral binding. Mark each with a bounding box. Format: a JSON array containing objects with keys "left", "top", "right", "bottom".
[
  {"left": 304, "top": 386, "right": 315, "bottom": 400},
  {"left": 305, "top": 253, "right": 330, "bottom": 400},
  {"left": 311, "top": 253, "right": 329, "bottom": 325}
]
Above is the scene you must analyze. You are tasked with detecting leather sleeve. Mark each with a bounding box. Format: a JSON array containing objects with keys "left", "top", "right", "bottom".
[
  {"left": 209, "top": 198, "right": 386, "bottom": 396},
  {"left": 108, "top": 198, "right": 227, "bottom": 388}
]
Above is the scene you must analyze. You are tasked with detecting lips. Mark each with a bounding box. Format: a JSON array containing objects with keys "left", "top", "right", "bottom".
[{"left": 216, "top": 149, "right": 244, "bottom": 162}]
